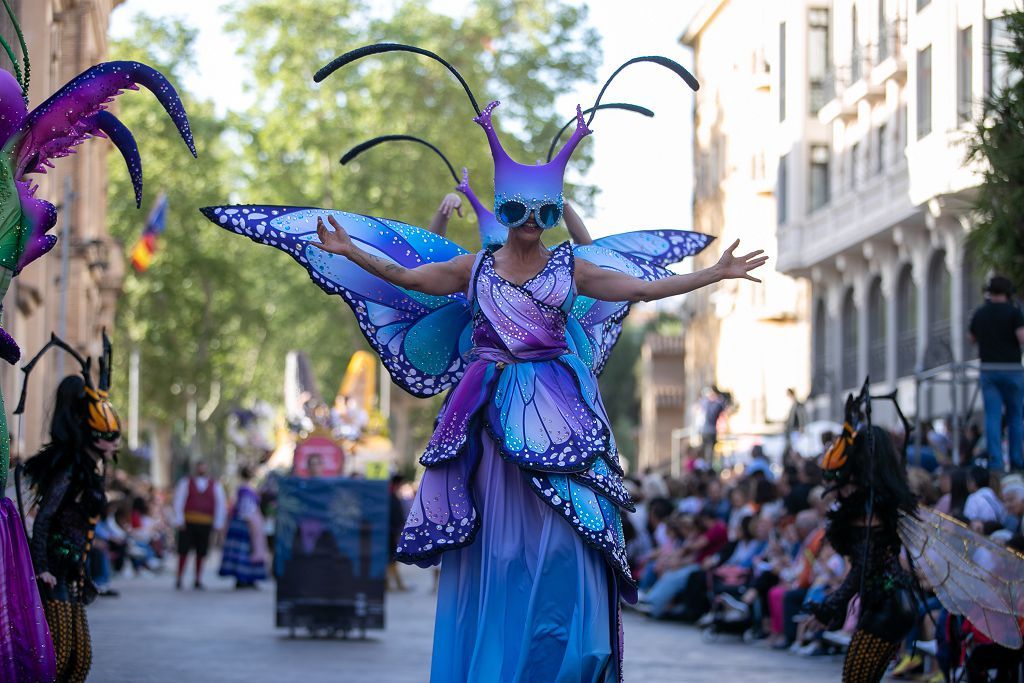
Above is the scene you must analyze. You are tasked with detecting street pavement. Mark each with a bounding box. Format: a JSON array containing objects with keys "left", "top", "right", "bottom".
[{"left": 90, "top": 561, "right": 843, "bottom": 682}]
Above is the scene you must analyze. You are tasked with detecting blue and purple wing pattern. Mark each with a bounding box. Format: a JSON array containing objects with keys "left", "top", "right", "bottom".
[
  {"left": 200, "top": 205, "right": 473, "bottom": 397},
  {"left": 571, "top": 245, "right": 674, "bottom": 375},
  {"left": 527, "top": 470, "right": 636, "bottom": 601},
  {"left": 397, "top": 439, "right": 482, "bottom": 566},
  {"left": 593, "top": 229, "right": 713, "bottom": 268},
  {"left": 487, "top": 359, "right": 612, "bottom": 473}
]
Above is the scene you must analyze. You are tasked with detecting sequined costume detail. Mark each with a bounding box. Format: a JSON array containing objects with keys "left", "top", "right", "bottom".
[
  {"left": 811, "top": 488, "right": 916, "bottom": 642},
  {"left": 398, "top": 243, "right": 635, "bottom": 596}
]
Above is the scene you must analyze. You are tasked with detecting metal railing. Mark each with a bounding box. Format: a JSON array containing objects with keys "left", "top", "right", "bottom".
[{"left": 913, "top": 360, "right": 1024, "bottom": 466}]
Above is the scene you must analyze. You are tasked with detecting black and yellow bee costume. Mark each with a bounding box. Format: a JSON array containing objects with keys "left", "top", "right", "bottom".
[
  {"left": 807, "top": 386, "right": 919, "bottom": 683},
  {"left": 19, "top": 333, "right": 121, "bottom": 683}
]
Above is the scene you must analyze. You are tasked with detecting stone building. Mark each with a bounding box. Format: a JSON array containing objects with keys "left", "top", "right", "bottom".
[
  {"left": 638, "top": 333, "right": 686, "bottom": 473},
  {"left": 771, "top": 0, "right": 1015, "bottom": 432},
  {"left": 0, "top": 0, "right": 125, "bottom": 458},
  {"left": 681, "top": 1, "right": 812, "bottom": 455}
]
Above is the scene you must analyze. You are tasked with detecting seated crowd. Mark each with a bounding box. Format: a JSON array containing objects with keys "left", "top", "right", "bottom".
[
  {"left": 87, "top": 470, "right": 175, "bottom": 596},
  {"left": 624, "top": 441, "right": 1024, "bottom": 682}
]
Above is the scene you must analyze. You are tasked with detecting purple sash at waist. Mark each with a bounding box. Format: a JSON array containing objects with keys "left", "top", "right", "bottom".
[{"left": 468, "top": 346, "right": 566, "bottom": 365}]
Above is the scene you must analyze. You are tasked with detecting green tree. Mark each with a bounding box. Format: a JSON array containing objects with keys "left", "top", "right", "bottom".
[
  {"left": 968, "top": 11, "right": 1024, "bottom": 289},
  {"left": 108, "top": 17, "right": 311, "bottom": 463},
  {"left": 223, "top": 0, "right": 601, "bottom": 464}
]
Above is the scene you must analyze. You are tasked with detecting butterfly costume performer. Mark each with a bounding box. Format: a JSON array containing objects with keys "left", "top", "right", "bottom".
[
  {"left": 811, "top": 378, "right": 1024, "bottom": 683},
  {"left": 0, "top": 3, "right": 195, "bottom": 679},
  {"left": 203, "top": 44, "right": 762, "bottom": 682}
]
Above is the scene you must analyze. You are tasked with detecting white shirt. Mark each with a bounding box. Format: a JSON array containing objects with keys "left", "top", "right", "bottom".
[{"left": 172, "top": 476, "right": 227, "bottom": 530}]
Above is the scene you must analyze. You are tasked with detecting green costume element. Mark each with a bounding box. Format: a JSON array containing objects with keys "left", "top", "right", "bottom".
[{"left": 0, "top": 0, "right": 31, "bottom": 490}]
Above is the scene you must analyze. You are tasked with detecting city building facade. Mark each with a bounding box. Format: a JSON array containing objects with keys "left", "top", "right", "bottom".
[
  {"left": 0, "top": 0, "right": 125, "bottom": 458},
  {"left": 638, "top": 333, "right": 686, "bottom": 473},
  {"left": 772, "top": 0, "right": 1015, "bottom": 431},
  {"left": 681, "top": 1, "right": 812, "bottom": 458}
]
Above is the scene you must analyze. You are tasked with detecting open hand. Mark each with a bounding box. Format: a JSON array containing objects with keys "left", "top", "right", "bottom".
[
  {"left": 37, "top": 571, "right": 57, "bottom": 588},
  {"left": 439, "top": 193, "right": 463, "bottom": 218},
  {"left": 314, "top": 215, "right": 353, "bottom": 256},
  {"left": 716, "top": 240, "right": 768, "bottom": 282}
]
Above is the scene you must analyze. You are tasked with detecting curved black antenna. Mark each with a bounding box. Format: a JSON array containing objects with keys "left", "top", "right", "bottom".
[
  {"left": 99, "top": 329, "right": 112, "bottom": 392},
  {"left": 14, "top": 333, "right": 91, "bottom": 415},
  {"left": 588, "top": 56, "right": 699, "bottom": 126},
  {"left": 341, "top": 134, "right": 459, "bottom": 183},
  {"left": 546, "top": 102, "right": 655, "bottom": 162},
  {"left": 314, "top": 43, "right": 482, "bottom": 116}
]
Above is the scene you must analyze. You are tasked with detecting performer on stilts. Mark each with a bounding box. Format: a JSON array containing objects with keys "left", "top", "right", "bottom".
[
  {"left": 18, "top": 335, "right": 122, "bottom": 683},
  {"left": 0, "top": 3, "right": 194, "bottom": 679},
  {"left": 203, "top": 44, "right": 767, "bottom": 680},
  {"left": 804, "top": 379, "right": 1024, "bottom": 683}
]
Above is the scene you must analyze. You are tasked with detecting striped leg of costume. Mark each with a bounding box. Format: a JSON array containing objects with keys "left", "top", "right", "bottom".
[
  {"left": 44, "top": 600, "right": 91, "bottom": 683},
  {"left": 842, "top": 629, "right": 900, "bottom": 683}
]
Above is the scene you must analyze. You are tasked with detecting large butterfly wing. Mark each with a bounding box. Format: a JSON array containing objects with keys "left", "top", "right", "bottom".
[
  {"left": 898, "top": 506, "right": 1024, "bottom": 648},
  {"left": 570, "top": 245, "right": 674, "bottom": 375},
  {"left": 592, "top": 229, "right": 713, "bottom": 267},
  {"left": 201, "top": 205, "right": 473, "bottom": 397},
  {"left": 528, "top": 470, "right": 636, "bottom": 602}
]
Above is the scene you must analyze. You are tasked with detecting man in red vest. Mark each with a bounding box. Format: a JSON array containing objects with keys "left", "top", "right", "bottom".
[{"left": 172, "top": 460, "right": 227, "bottom": 589}]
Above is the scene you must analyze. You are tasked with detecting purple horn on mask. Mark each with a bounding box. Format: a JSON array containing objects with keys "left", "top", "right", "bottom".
[{"left": 477, "top": 101, "right": 589, "bottom": 229}]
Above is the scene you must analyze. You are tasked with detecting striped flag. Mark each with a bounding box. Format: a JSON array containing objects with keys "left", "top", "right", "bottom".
[{"left": 130, "top": 193, "right": 168, "bottom": 273}]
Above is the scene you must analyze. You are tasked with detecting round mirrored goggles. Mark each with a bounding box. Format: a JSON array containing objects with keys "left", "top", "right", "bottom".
[{"left": 495, "top": 198, "right": 563, "bottom": 229}]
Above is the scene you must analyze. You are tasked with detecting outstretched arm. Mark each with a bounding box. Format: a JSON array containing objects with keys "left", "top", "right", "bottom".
[
  {"left": 563, "top": 202, "right": 593, "bottom": 245},
  {"left": 576, "top": 239, "right": 767, "bottom": 303},
  {"left": 426, "top": 193, "right": 463, "bottom": 237},
  {"left": 313, "top": 216, "right": 474, "bottom": 296}
]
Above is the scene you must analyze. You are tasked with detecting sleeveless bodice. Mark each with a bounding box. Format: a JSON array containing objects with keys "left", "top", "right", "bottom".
[
  {"left": 397, "top": 241, "right": 636, "bottom": 602},
  {"left": 470, "top": 242, "right": 575, "bottom": 362}
]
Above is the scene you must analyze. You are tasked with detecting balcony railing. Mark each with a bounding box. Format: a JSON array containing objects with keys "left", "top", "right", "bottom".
[
  {"left": 876, "top": 21, "right": 906, "bottom": 63},
  {"left": 820, "top": 25, "right": 907, "bottom": 109},
  {"left": 897, "top": 331, "right": 917, "bottom": 376},
  {"left": 923, "top": 323, "right": 953, "bottom": 370},
  {"left": 868, "top": 338, "right": 886, "bottom": 379}
]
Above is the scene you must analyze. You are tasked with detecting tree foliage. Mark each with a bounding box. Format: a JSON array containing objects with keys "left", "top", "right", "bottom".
[
  {"left": 108, "top": 2, "right": 602, "bottom": 461},
  {"left": 968, "top": 10, "right": 1024, "bottom": 289}
]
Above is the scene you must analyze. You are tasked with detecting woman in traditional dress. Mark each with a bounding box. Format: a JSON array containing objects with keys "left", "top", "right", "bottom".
[{"left": 219, "top": 465, "right": 269, "bottom": 589}]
